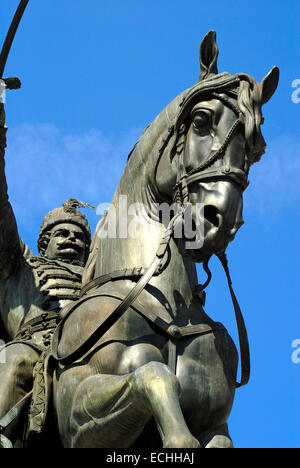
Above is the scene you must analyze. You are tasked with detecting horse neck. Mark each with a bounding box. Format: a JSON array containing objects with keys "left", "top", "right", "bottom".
[{"left": 93, "top": 126, "right": 198, "bottom": 312}]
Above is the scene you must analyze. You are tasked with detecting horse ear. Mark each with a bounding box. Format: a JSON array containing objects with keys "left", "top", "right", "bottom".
[
  {"left": 261, "top": 66, "right": 279, "bottom": 104},
  {"left": 199, "top": 30, "right": 219, "bottom": 81}
]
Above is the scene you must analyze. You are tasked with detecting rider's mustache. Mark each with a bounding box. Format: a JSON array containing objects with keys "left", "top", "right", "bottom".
[{"left": 56, "top": 240, "right": 81, "bottom": 251}]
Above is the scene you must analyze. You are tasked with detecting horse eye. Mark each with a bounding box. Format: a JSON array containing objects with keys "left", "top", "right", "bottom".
[{"left": 193, "top": 112, "right": 210, "bottom": 130}]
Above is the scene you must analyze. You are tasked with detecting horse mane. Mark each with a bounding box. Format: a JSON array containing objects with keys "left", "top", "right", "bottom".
[
  {"left": 125, "top": 89, "right": 188, "bottom": 168},
  {"left": 82, "top": 91, "right": 190, "bottom": 285},
  {"left": 236, "top": 73, "right": 266, "bottom": 164}
]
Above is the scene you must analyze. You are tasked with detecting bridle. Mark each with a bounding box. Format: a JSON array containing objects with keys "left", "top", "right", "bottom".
[
  {"left": 168, "top": 89, "right": 251, "bottom": 389},
  {"left": 173, "top": 91, "right": 250, "bottom": 208}
]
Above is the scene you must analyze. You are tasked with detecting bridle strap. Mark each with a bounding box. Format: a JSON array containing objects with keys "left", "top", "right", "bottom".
[
  {"left": 173, "top": 91, "right": 250, "bottom": 387},
  {"left": 186, "top": 119, "right": 241, "bottom": 178},
  {"left": 174, "top": 93, "right": 247, "bottom": 204},
  {"left": 80, "top": 267, "right": 149, "bottom": 298},
  {"left": 51, "top": 220, "right": 250, "bottom": 388},
  {"left": 52, "top": 254, "right": 163, "bottom": 365},
  {"left": 219, "top": 253, "right": 250, "bottom": 388},
  {"left": 185, "top": 166, "right": 249, "bottom": 191}
]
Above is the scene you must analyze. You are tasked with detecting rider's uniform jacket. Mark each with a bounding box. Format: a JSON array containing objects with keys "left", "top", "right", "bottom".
[{"left": 0, "top": 126, "right": 83, "bottom": 349}]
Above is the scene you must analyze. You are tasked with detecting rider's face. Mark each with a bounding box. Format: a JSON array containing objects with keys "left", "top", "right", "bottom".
[{"left": 44, "top": 223, "right": 87, "bottom": 264}]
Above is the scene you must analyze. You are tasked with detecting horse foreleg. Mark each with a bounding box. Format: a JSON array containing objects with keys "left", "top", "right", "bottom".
[
  {"left": 70, "top": 362, "right": 199, "bottom": 448},
  {"left": 133, "top": 362, "right": 199, "bottom": 448}
]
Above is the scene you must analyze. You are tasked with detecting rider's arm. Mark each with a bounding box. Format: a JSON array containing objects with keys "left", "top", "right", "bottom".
[{"left": 0, "top": 104, "right": 22, "bottom": 281}]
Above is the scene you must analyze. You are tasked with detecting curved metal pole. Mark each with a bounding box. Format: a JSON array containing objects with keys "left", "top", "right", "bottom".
[{"left": 0, "top": 0, "right": 29, "bottom": 79}]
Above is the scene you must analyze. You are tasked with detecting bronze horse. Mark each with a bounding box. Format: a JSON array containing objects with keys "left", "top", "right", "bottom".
[{"left": 52, "top": 31, "right": 279, "bottom": 448}]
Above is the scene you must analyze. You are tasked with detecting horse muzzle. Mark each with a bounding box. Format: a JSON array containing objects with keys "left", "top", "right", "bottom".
[{"left": 176, "top": 197, "right": 244, "bottom": 262}]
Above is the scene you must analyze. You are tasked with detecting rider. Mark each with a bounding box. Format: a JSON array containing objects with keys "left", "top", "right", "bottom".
[{"left": 0, "top": 101, "right": 92, "bottom": 447}]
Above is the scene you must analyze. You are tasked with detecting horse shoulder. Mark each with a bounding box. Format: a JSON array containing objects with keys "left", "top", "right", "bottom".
[{"left": 57, "top": 294, "right": 123, "bottom": 358}]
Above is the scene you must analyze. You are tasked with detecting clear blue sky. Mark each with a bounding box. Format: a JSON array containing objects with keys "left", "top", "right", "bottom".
[{"left": 0, "top": 0, "right": 299, "bottom": 448}]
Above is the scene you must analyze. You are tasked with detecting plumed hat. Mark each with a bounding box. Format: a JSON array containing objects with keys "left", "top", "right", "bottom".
[{"left": 38, "top": 199, "right": 94, "bottom": 254}]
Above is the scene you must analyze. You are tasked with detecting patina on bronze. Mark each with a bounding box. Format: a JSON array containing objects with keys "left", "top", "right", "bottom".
[
  {"left": 0, "top": 19, "right": 279, "bottom": 448},
  {"left": 50, "top": 31, "right": 278, "bottom": 448}
]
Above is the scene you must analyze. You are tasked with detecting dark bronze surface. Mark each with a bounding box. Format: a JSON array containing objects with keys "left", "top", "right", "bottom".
[
  {"left": 0, "top": 27, "right": 279, "bottom": 448},
  {"left": 52, "top": 32, "right": 278, "bottom": 448}
]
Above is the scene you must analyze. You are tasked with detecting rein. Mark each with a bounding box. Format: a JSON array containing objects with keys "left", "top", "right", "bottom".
[
  {"left": 171, "top": 91, "right": 250, "bottom": 386},
  {"left": 51, "top": 217, "right": 250, "bottom": 388},
  {"left": 51, "top": 212, "right": 182, "bottom": 365},
  {"left": 218, "top": 253, "right": 250, "bottom": 388}
]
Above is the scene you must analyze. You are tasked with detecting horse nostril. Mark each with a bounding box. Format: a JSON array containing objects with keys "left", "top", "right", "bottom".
[{"left": 204, "top": 205, "right": 220, "bottom": 228}]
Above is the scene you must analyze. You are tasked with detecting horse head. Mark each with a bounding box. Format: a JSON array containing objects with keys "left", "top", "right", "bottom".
[{"left": 155, "top": 31, "right": 279, "bottom": 263}]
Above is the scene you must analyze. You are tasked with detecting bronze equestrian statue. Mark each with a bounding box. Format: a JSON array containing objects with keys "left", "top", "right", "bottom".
[
  {"left": 50, "top": 31, "right": 279, "bottom": 448},
  {"left": 0, "top": 1, "right": 279, "bottom": 449}
]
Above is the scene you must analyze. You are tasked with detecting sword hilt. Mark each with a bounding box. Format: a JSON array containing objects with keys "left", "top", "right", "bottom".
[
  {"left": 0, "top": 0, "right": 29, "bottom": 90},
  {"left": 2, "top": 77, "right": 21, "bottom": 90}
]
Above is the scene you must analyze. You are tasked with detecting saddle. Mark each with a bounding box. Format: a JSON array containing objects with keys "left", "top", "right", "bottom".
[
  {"left": 51, "top": 253, "right": 249, "bottom": 388},
  {"left": 53, "top": 282, "right": 226, "bottom": 374}
]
